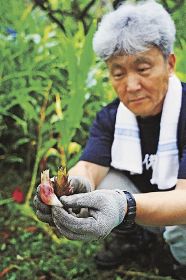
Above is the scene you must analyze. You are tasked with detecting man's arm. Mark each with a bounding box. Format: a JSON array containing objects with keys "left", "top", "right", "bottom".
[
  {"left": 134, "top": 179, "right": 186, "bottom": 226},
  {"left": 51, "top": 180, "right": 186, "bottom": 241},
  {"left": 69, "top": 160, "right": 110, "bottom": 190},
  {"left": 69, "top": 163, "right": 186, "bottom": 226}
]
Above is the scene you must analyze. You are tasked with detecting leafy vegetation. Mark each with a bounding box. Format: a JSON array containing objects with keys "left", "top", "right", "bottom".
[{"left": 0, "top": 0, "right": 185, "bottom": 279}]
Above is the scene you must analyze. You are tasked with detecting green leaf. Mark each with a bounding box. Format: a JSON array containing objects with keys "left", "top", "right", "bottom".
[
  {"left": 5, "top": 112, "right": 28, "bottom": 135},
  {"left": 38, "top": 139, "right": 57, "bottom": 160},
  {"left": 79, "top": 21, "right": 96, "bottom": 83},
  {"left": 5, "top": 155, "right": 23, "bottom": 163},
  {"left": 64, "top": 38, "right": 78, "bottom": 94},
  {"left": 12, "top": 138, "right": 30, "bottom": 149},
  {"left": 58, "top": 24, "right": 96, "bottom": 147},
  {"left": 41, "top": 122, "right": 53, "bottom": 135}
]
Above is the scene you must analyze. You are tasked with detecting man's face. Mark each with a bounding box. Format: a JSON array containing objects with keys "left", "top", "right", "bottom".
[{"left": 107, "top": 47, "right": 176, "bottom": 117}]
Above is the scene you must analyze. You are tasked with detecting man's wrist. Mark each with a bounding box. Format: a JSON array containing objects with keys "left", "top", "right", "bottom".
[
  {"left": 115, "top": 191, "right": 136, "bottom": 232},
  {"left": 122, "top": 191, "right": 136, "bottom": 229}
]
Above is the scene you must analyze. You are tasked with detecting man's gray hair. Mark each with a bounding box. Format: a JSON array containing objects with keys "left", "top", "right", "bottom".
[{"left": 93, "top": 0, "right": 176, "bottom": 60}]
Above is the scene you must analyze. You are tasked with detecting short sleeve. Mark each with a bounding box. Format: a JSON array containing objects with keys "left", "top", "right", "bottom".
[
  {"left": 178, "top": 82, "right": 186, "bottom": 179},
  {"left": 79, "top": 99, "right": 119, "bottom": 166},
  {"left": 178, "top": 146, "right": 186, "bottom": 179}
]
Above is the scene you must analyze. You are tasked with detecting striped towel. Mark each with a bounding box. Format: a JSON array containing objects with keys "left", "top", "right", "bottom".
[{"left": 111, "top": 75, "right": 182, "bottom": 190}]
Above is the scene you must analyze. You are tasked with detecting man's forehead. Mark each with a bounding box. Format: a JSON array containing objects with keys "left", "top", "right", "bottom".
[
  {"left": 107, "top": 48, "right": 162, "bottom": 68},
  {"left": 107, "top": 55, "right": 152, "bottom": 69}
]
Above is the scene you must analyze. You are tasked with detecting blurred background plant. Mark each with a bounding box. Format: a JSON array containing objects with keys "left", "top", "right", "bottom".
[{"left": 0, "top": 0, "right": 185, "bottom": 279}]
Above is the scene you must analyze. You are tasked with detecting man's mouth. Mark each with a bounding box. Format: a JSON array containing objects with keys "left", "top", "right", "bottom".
[{"left": 129, "top": 97, "right": 147, "bottom": 103}]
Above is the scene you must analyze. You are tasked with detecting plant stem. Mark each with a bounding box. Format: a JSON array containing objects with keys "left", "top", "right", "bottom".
[
  {"left": 59, "top": 145, "right": 67, "bottom": 168},
  {"left": 116, "top": 269, "right": 173, "bottom": 280},
  {"left": 25, "top": 133, "right": 42, "bottom": 204},
  {"left": 25, "top": 82, "right": 52, "bottom": 204}
]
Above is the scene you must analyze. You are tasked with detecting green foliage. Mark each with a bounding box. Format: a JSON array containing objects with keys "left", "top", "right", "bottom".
[
  {"left": 0, "top": 0, "right": 116, "bottom": 215},
  {"left": 0, "top": 0, "right": 99, "bottom": 184},
  {"left": 168, "top": 0, "right": 186, "bottom": 44},
  {"left": 55, "top": 22, "right": 96, "bottom": 150},
  {"left": 175, "top": 41, "right": 186, "bottom": 82},
  {"left": 0, "top": 204, "right": 100, "bottom": 280}
]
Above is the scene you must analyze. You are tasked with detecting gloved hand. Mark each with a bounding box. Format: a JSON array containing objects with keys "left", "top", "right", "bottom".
[
  {"left": 33, "top": 176, "right": 92, "bottom": 224},
  {"left": 52, "top": 189, "right": 127, "bottom": 241},
  {"left": 68, "top": 175, "right": 92, "bottom": 193}
]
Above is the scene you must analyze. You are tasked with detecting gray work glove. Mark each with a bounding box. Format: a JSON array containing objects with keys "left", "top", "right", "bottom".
[
  {"left": 52, "top": 189, "right": 127, "bottom": 241},
  {"left": 33, "top": 176, "right": 92, "bottom": 224},
  {"left": 68, "top": 176, "right": 92, "bottom": 193}
]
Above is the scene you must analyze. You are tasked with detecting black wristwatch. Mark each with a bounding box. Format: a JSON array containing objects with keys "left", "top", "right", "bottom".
[
  {"left": 122, "top": 191, "right": 136, "bottom": 229},
  {"left": 115, "top": 191, "right": 136, "bottom": 232}
]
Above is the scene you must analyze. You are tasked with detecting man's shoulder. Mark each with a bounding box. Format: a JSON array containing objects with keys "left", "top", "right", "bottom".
[
  {"left": 93, "top": 98, "right": 120, "bottom": 131},
  {"left": 100, "top": 98, "right": 120, "bottom": 117},
  {"left": 181, "top": 82, "right": 186, "bottom": 94},
  {"left": 177, "top": 82, "right": 186, "bottom": 155},
  {"left": 181, "top": 82, "right": 186, "bottom": 104}
]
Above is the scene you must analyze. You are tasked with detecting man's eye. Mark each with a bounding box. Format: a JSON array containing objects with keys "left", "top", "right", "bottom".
[
  {"left": 138, "top": 67, "right": 150, "bottom": 73},
  {"left": 113, "top": 73, "right": 123, "bottom": 78}
]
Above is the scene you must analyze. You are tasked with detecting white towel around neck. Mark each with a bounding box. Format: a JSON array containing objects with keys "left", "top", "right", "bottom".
[{"left": 111, "top": 75, "right": 182, "bottom": 190}]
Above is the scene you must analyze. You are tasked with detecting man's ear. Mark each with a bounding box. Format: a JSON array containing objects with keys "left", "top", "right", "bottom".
[{"left": 167, "top": 53, "right": 176, "bottom": 75}]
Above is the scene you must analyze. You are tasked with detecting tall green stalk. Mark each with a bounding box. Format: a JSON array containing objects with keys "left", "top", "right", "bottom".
[{"left": 25, "top": 82, "right": 51, "bottom": 205}]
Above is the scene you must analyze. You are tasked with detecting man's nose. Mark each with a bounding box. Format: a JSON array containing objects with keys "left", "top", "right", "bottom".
[{"left": 126, "top": 75, "right": 141, "bottom": 93}]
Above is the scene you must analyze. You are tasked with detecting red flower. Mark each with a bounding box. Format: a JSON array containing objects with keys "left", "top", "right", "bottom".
[{"left": 12, "top": 188, "right": 24, "bottom": 203}]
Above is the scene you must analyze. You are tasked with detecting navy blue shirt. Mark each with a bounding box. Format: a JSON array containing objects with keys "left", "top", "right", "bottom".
[{"left": 80, "top": 83, "right": 186, "bottom": 192}]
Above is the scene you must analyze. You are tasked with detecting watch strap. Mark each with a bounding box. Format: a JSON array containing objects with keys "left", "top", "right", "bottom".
[
  {"left": 114, "top": 191, "right": 136, "bottom": 232},
  {"left": 122, "top": 191, "right": 136, "bottom": 229}
]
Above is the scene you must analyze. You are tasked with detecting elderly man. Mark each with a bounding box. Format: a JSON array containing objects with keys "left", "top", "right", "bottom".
[{"left": 34, "top": 1, "right": 186, "bottom": 278}]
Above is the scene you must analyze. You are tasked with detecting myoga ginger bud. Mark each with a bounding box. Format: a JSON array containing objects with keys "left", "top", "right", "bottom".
[
  {"left": 54, "top": 166, "right": 73, "bottom": 197},
  {"left": 40, "top": 169, "right": 62, "bottom": 207}
]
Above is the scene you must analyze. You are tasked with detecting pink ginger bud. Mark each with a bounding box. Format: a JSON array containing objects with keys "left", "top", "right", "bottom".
[
  {"left": 54, "top": 166, "right": 73, "bottom": 197},
  {"left": 40, "top": 170, "right": 62, "bottom": 207}
]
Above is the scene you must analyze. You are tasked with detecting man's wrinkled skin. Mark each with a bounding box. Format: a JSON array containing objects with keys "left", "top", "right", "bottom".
[{"left": 107, "top": 47, "right": 175, "bottom": 117}]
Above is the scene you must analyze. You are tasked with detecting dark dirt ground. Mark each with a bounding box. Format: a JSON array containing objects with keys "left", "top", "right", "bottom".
[{"left": 0, "top": 202, "right": 177, "bottom": 280}]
